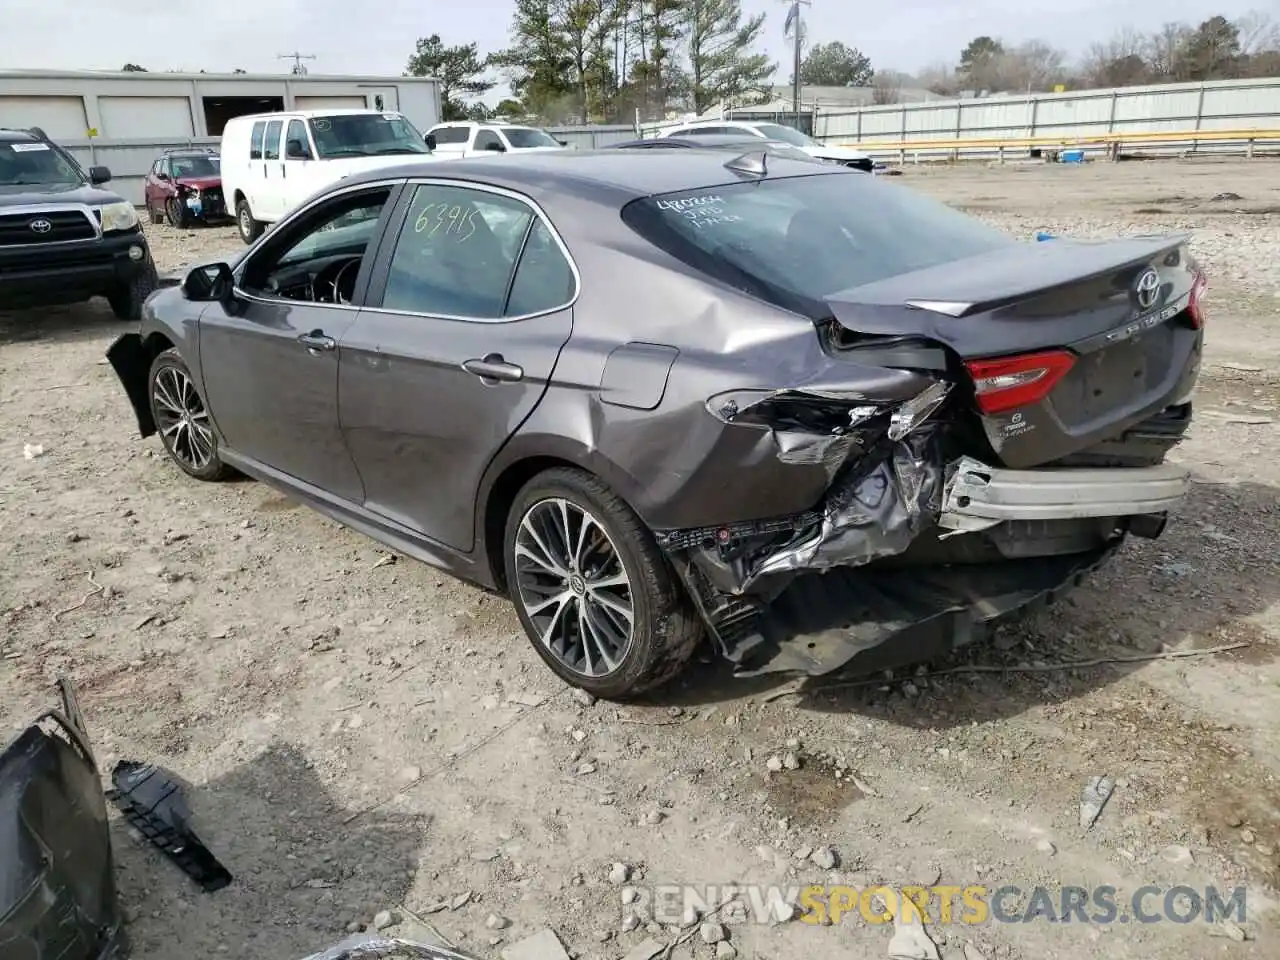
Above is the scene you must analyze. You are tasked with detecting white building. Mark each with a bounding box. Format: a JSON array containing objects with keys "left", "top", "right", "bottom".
[{"left": 0, "top": 70, "right": 442, "bottom": 204}]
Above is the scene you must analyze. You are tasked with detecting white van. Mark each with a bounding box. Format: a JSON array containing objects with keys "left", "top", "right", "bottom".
[{"left": 221, "top": 109, "right": 439, "bottom": 244}]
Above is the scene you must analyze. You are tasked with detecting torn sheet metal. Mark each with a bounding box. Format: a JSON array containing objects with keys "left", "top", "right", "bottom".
[
  {"left": 739, "top": 431, "right": 941, "bottom": 590},
  {"left": 0, "top": 681, "right": 122, "bottom": 960}
]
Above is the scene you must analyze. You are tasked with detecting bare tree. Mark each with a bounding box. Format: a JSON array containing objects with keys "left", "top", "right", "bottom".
[
  {"left": 1236, "top": 10, "right": 1280, "bottom": 54},
  {"left": 916, "top": 61, "right": 959, "bottom": 96},
  {"left": 1146, "top": 21, "right": 1192, "bottom": 79},
  {"left": 999, "top": 39, "right": 1066, "bottom": 91},
  {"left": 870, "top": 70, "right": 904, "bottom": 104}
]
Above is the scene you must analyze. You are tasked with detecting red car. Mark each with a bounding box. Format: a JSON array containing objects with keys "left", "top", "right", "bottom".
[{"left": 143, "top": 149, "right": 227, "bottom": 228}]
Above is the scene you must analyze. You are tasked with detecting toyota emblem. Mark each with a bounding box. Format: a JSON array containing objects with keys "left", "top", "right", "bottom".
[
  {"left": 1134, "top": 267, "right": 1160, "bottom": 310},
  {"left": 28, "top": 218, "right": 52, "bottom": 234}
]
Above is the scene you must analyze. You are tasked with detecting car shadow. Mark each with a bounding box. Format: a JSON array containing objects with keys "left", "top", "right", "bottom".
[
  {"left": 0, "top": 301, "right": 133, "bottom": 348},
  {"left": 109, "top": 740, "right": 429, "bottom": 958},
  {"left": 650, "top": 475, "right": 1279, "bottom": 726}
]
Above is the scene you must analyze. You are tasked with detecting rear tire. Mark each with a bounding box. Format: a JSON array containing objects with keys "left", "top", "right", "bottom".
[
  {"left": 106, "top": 263, "right": 158, "bottom": 322},
  {"left": 503, "top": 467, "right": 702, "bottom": 701},
  {"left": 147, "top": 348, "right": 232, "bottom": 482},
  {"left": 236, "top": 199, "right": 263, "bottom": 244}
]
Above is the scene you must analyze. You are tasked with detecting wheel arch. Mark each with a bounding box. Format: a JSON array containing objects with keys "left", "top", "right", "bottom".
[{"left": 478, "top": 441, "right": 649, "bottom": 594}]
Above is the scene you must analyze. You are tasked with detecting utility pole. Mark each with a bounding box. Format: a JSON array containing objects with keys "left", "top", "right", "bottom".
[
  {"left": 277, "top": 52, "right": 317, "bottom": 76},
  {"left": 783, "top": 0, "right": 811, "bottom": 126}
]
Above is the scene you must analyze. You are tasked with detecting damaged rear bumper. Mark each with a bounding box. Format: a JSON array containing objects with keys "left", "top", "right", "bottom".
[{"left": 938, "top": 457, "right": 1190, "bottom": 533}]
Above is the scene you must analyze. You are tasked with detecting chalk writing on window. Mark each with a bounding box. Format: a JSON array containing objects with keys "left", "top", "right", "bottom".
[
  {"left": 655, "top": 194, "right": 742, "bottom": 230},
  {"left": 413, "top": 202, "right": 478, "bottom": 241}
]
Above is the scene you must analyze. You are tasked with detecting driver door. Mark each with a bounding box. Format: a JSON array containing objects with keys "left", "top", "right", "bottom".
[{"left": 198, "top": 181, "right": 406, "bottom": 502}]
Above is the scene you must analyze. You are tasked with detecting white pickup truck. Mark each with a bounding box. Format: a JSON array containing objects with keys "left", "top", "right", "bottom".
[{"left": 424, "top": 121, "right": 569, "bottom": 158}]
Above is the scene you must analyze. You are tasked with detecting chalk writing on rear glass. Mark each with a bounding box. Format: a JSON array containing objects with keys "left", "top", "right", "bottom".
[
  {"left": 413, "top": 202, "right": 478, "bottom": 241},
  {"left": 655, "top": 194, "right": 742, "bottom": 230}
]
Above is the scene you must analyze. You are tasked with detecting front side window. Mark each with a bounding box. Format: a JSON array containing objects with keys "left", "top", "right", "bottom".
[
  {"left": 502, "top": 127, "right": 560, "bottom": 149},
  {"left": 263, "top": 120, "right": 283, "bottom": 161},
  {"left": 622, "top": 172, "right": 1015, "bottom": 318},
  {"left": 249, "top": 121, "right": 266, "bottom": 160},
  {"left": 308, "top": 113, "right": 430, "bottom": 158},
  {"left": 285, "top": 119, "right": 312, "bottom": 159},
  {"left": 381, "top": 184, "right": 569, "bottom": 319},
  {"left": 0, "top": 141, "right": 82, "bottom": 186},
  {"left": 473, "top": 130, "right": 504, "bottom": 152},
  {"left": 240, "top": 188, "right": 392, "bottom": 303}
]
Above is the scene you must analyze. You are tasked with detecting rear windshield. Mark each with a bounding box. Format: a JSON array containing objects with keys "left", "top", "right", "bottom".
[
  {"left": 308, "top": 114, "right": 431, "bottom": 158},
  {"left": 621, "top": 171, "right": 1015, "bottom": 317},
  {"left": 503, "top": 127, "right": 560, "bottom": 148}
]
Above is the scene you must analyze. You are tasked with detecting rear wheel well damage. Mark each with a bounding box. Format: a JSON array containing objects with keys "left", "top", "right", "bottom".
[{"left": 105, "top": 331, "right": 176, "bottom": 438}]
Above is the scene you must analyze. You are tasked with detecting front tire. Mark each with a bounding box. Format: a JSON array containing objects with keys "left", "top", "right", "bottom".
[
  {"left": 147, "top": 348, "right": 231, "bottom": 481},
  {"left": 503, "top": 467, "right": 702, "bottom": 700},
  {"left": 166, "top": 197, "right": 189, "bottom": 229},
  {"left": 236, "top": 199, "right": 263, "bottom": 244},
  {"left": 106, "top": 263, "right": 158, "bottom": 322}
]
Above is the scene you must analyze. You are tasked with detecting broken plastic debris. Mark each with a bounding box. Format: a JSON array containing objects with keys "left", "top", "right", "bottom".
[
  {"left": 887, "top": 909, "right": 941, "bottom": 959},
  {"left": 106, "top": 760, "right": 233, "bottom": 892},
  {"left": 1079, "top": 775, "right": 1115, "bottom": 829},
  {"left": 23, "top": 443, "right": 45, "bottom": 460},
  {"left": 298, "top": 935, "right": 478, "bottom": 959},
  {"left": 888, "top": 382, "right": 951, "bottom": 441}
]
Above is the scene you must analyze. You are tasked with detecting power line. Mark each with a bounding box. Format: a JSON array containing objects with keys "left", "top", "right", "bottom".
[{"left": 277, "top": 52, "right": 317, "bottom": 76}]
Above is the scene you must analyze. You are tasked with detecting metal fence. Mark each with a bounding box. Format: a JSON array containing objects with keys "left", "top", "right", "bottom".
[
  {"left": 543, "top": 124, "right": 637, "bottom": 148},
  {"left": 816, "top": 76, "right": 1280, "bottom": 158}
]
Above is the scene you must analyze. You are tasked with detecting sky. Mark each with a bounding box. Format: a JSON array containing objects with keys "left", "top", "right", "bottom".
[{"left": 0, "top": 0, "right": 1268, "bottom": 89}]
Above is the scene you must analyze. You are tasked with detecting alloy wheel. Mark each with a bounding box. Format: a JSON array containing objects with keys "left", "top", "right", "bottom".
[
  {"left": 239, "top": 208, "right": 252, "bottom": 239},
  {"left": 513, "top": 498, "right": 635, "bottom": 677},
  {"left": 151, "top": 365, "right": 215, "bottom": 471}
]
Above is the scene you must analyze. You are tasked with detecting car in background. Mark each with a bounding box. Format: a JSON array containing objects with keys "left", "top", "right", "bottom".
[
  {"left": 105, "top": 150, "right": 1201, "bottom": 700},
  {"left": 605, "top": 134, "right": 822, "bottom": 165},
  {"left": 0, "top": 126, "right": 157, "bottom": 319},
  {"left": 143, "top": 148, "right": 227, "bottom": 228},
  {"left": 221, "top": 109, "right": 437, "bottom": 244},
  {"left": 654, "top": 119, "right": 874, "bottom": 171},
  {"left": 424, "top": 121, "right": 569, "bottom": 158}
]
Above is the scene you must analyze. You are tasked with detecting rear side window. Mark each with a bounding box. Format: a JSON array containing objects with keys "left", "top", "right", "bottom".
[
  {"left": 621, "top": 172, "right": 1015, "bottom": 318},
  {"left": 430, "top": 126, "right": 470, "bottom": 144},
  {"left": 263, "top": 120, "right": 283, "bottom": 160},
  {"left": 249, "top": 121, "right": 266, "bottom": 160}
]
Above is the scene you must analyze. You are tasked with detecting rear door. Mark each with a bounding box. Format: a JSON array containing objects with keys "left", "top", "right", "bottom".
[{"left": 338, "top": 179, "right": 577, "bottom": 551}]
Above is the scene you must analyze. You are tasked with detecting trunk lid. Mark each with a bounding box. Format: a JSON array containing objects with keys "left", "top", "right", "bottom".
[{"left": 825, "top": 236, "right": 1205, "bottom": 468}]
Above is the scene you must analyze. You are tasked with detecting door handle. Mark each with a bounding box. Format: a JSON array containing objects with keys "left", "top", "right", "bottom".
[
  {"left": 299, "top": 330, "right": 336, "bottom": 353},
  {"left": 462, "top": 354, "right": 524, "bottom": 384}
]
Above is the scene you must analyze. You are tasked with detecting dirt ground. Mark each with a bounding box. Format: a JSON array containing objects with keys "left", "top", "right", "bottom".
[{"left": 2, "top": 157, "right": 1279, "bottom": 960}]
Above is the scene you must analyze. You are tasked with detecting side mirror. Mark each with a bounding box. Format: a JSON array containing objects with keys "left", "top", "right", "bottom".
[
  {"left": 286, "top": 139, "right": 310, "bottom": 160},
  {"left": 425, "top": 133, "right": 437, "bottom": 151},
  {"left": 182, "top": 262, "right": 235, "bottom": 302},
  {"left": 89, "top": 166, "right": 112, "bottom": 185},
  {"left": 155, "top": 171, "right": 170, "bottom": 181},
  {"left": 557, "top": 139, "right": 568, "bottom": 147},
  {"left": 483, "top": 142, "right": 506, "bottom": 152}
]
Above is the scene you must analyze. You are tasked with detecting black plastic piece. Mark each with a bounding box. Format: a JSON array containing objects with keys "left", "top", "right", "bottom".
[
  {"left": 0, "top": 679, "right": 122, "bottom": 960},
  {"left": 106, "top": 762, "right": 232, "bottom": 893}
]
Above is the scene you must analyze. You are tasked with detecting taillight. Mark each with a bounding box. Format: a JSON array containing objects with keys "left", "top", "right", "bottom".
[
  {"left": 965, "top": 350, "right": 1076, "bottom": 415},
  {"left": 1187, "top": 270, "right": 1207, "bottom": 329}
]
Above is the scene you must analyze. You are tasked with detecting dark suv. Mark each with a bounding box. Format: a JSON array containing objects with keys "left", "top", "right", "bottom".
[{"left": 0, "top": 127, "right": 158, "bottom": 320}]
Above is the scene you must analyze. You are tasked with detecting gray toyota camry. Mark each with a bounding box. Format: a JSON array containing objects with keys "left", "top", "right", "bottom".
[{"left": 106, "top": 149, "right": 1203, "bottom": 699}]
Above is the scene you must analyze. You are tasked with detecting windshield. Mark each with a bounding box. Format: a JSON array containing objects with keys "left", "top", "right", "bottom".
[
  {"left": 502, "top": 127, "right": 561, "bottom": 149},
  {"left": 752, "top": 123, "right": 819, "bottom": 148},
  {"left": 0, "top": 141, "right": 83, "bottom": 186},
  {"left": 308, "top": 114, "right": 431, "bottom": 158},
  {"left": 169, "top": 155, "right": 219, "bottom": 178},
  {"left": 622, "top": 172, "right": 1016, "bottom": 318}
]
